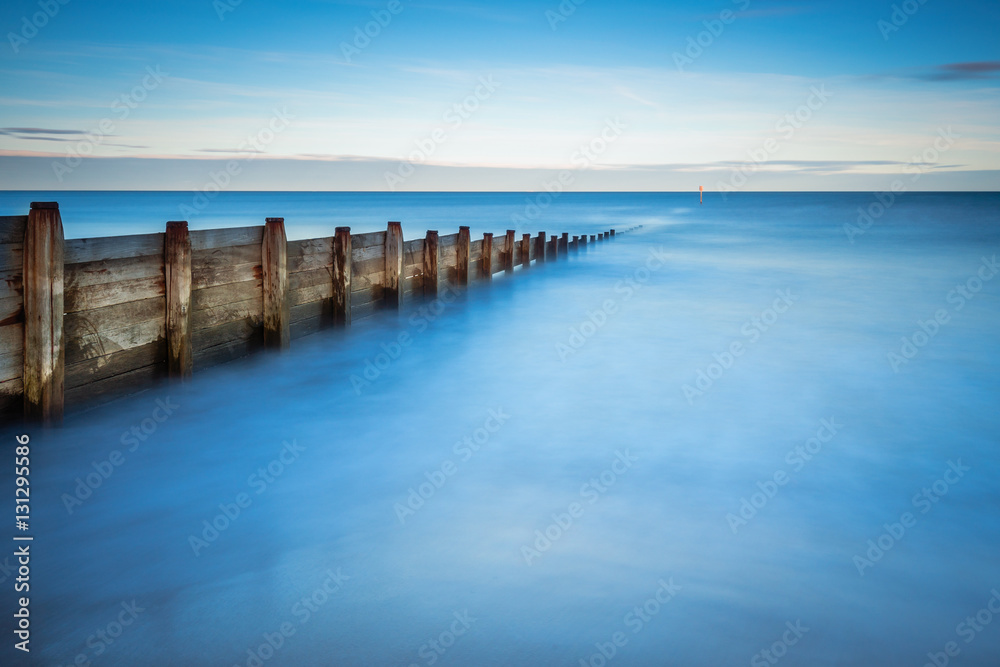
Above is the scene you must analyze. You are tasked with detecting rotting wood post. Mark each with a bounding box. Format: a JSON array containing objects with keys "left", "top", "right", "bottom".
[
  {"left": 571, "top": 235, "right": 579, "bottom": 251},
  {"left": 385, "top": 221, "right": 404, "bottom": 309},
  {"left": 560, "top": 232, "right": 569, "bottom": 255},
  {"left": 590, "top": 234, "right": 596, "bottom": 242},
  {"left": 535, "top": 232, "right": 546, "bottom": 264},
  {"left": 23, "top": 201, "right": 64, "bottom": 423},
  {"left": 424, "top": 230, "right": 439, "bottom": 298},
  {"left": 521, "top": 233, "right": 531, "bottom": 268},
  {"left": 548, "top": 234, "right": 559, "bottom": 261},
  {"left": 505, "top": 230, "right": 515, "bottom": 273},
  {"left": 604, "top": 231, "right": 610, "bottom": 239},
  {"left": 262, "top": 217, "right": 290, "bottom": 350},
  {"left": 457, "top": 226, "right": 470, "bottom": 285},
  {"left": 611, "top": 229, "right": 616, "bottom": 237},
  {"left": 333, "top": 226, "right": 352, "bottom": 327},
  {"left": 580, "top": 234, "right": 587, "bottom": 248},
  {"left": 165, "top": 221, "right": 193, "bottom": 379},
  {"left": 481, "top": 233, "right": 493, "bottom": 282}
]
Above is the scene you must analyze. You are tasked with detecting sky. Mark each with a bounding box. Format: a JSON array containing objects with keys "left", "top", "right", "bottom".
[{"left": 0, "top": 0, "right": 998, "bottom": 191}]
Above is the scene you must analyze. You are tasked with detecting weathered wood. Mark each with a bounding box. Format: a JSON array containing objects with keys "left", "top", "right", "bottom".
[
  {"left": 65, "top": 233, "right": 163, "bottom": 264},
  {"left": 572, "top": 235, "right": 579, "bottom": 251},
  {"left": 521, "top": 233, "right": 530, "bottom": 268},
  {"left": 481, "top": 233, "right": 493, "bottom": 281},
  {"left": 548, "top": 235, "right": 559, "bottom": 261},
  {"left": 0, "top": 216, "right": 28, "bottom": 244},
  {"left": 192, "top": 279, "right": 261, "bottom": 311},
  {"left": 333, "top": 227, "right": 352, "bottom": 327},
  {"left": 65, "top": 275, "right": 164, "bottom": 313},
  {"left": 424, "top": 230, "right": 439, "bottom": 298},
  {"left": 352, "top": 231, "right": 386, "bottom": 249},
  {"left": 505, "top": 230, "right": 515, "bottom": 273},
  {"left": 165, "top": 221, "right": 192, "bottom": 379},
  {"left": 604, "top": 231, "right": 610, "bottom": 239},
  {"left": 191, "top": 297, "right": 261, "bottom": 331},
  {"left": 385, "top": 221, "right": 403, "bottom": 309},
  {"left": 560, "top": 233, "right": 569, "bottom": 255},
  {"left": 0, "top": 244, "right": 23, "bottom": 272},
  {"left": 23, "top": 202, "right": 64, "bottom": 423},
  {"left": 535, "top": 232, "right": 546, "bottom": 264},
  {"left": 65, "top": 363, "right": 164, "bottom": 410},
  {"left": 580, "top": 234, "right": 587, "bottom": 247},
  {"left": 351, "top": 244, "right": 387, "bottom": 263},
  {"left": 611, "top": 229, "right": 615, "bottom": 236},
  {"left": 65, "top": 254, "right": 162, "bottom": 291},
  {"left": 288, "top": 267, "right": 333, "bottom": 294},
  {"left": 65, "top": 339, "right": 166, "bottom": 390},
  {"left": 192, "top": 333, "right": 263, "bottom": 369},
  {"left": 287, "top": 237, "right": 333, "bottom": 273},
  {"left": 193, "top": 317, "right": 261, "bottom": 352},
  {"left": 457, "top": 226, "right": 470, "bottom": 285},
  {"left": 438, "top": 233, "right": 459, "bottom": 249},
  {"left": 190, "top": 226, "right": 263, "bottom": 251},
  {"left": 262, "top": 218, "right": 290, "bottom": 350}
]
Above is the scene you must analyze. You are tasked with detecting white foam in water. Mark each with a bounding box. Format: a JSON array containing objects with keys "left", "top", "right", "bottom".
[{"left": 2, "top": 192, "right": 999, "bottom": 666}]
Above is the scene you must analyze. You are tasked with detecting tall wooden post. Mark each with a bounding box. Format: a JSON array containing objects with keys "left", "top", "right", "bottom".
[
  {"left": 572, "top": 235, "right": 579, "bottom": 251},
  {"left": 505, "top": 230, "right": 515, "bottom": 274},
  {"left": 385, "top": 221, "right": 403, "bottom": 308},
  {"left": 580, "top": 234, "right": 587, "bottom": 248},
  {"left": 590, "top": 234, "right": 596, "bottom": 242},
  {"left": 424, "top": 230, "right": 439, "bottom": 298},
  {"left": 535, "top": 232, "right": 546, "bottom": 264},
  {"left": 457, "top": 226, "right": 470, "bottom": 285},
  {"left": 560, "top": 232, "right": 569, "bottom": 255},
  {"left": 549, "top": 234, "right": 559, "bottom": 261},
  {"left": 521, "top": 233, "right": 531, "bottom": 268},
  {"left": 262, "top": 217, "right": 289, "bottom": 349},
  {"left": 165, "top": 221, "right": 192, "bottom": 379},
  {"left": 23, "top": 202, "right": 64, "bottom": 423},
  {"left": 604, "top": 231, "right": 610, "bottom": 239},
  {"left": 481, "top": 233, "right": 493, "bottom": 281},
  {"left": 610, "top": 229, "right": 616, "bottom": 237},
  {"left": 333, "top": 226, "right": 352, "bottom": 327}
]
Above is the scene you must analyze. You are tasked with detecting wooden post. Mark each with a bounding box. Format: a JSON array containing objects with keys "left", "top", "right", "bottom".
[
  {"left": 572, "top": 235, "right": 579, "bottom": 251},
  {"left": 385, "top": 221, "right": 404, "bottom": 308},
  {"left": 165, "top": 221, "right": 192, "bottom": 379},
  {"left": 580, "top": 234, "right": 587, "bottom": 248},
  {"left": 604, "top": 231, "right": 610, "bottom": 239},
  {"left": 333, "top": 226, "right": 352, "bottom": 327},
  {"left": 505, "top": 229, "right": 515, "bottom": 273},
  {"left": 590, "top": 234, "right": 596, "bottom": 242},
  {"left": 457, "top": 226, "right": 470, "bottom": 285},
  {"left": 560, "top": 232, "right": 569, "bottom": 255},
  {"left": 424, "top": 230, "right": 439, "bottom": 298},
  {"left": 535, "top": 232, "right": 546, "bottom": 264},
  {"left": 23, "top": 202, "right": 64, "bottom": 423},
  {"left": 262, "top": 218, "right": 289, "bottom": 349},
  {"left": 481, "top": 233, "right": 493, "bottom": 282},
  {"left": 610, "top": 229, "right": 616, "bottom": 236},
  {"left": 521, "top": 233, "right": 531, "bottom": 268},
  {"left": 549, "top": 234, "right": 559, "bottom": 261}
]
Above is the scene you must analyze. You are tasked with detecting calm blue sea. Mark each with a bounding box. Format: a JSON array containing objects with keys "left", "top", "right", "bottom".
[{"left": 1, "top": 191, "right": 999, "bottom": 666}]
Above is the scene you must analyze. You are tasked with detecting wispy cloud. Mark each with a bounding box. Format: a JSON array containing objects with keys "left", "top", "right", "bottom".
[{"left": 918, "top": 61, "right": 1000, "bottom": 82}]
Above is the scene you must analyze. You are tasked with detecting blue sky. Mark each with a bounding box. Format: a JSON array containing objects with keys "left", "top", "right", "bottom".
[{"left": 0, "top": 0, "right": 998, "bottom": 190}]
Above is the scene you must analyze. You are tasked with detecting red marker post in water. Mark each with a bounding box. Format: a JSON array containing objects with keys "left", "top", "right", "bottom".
[{"left": 700, "top": 185, "right": 704, "bottom": 205}]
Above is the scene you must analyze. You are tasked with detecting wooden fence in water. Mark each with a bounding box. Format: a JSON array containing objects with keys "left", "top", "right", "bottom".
[{"left": 0, "top": 202, "right": 635, "bottom": 423}]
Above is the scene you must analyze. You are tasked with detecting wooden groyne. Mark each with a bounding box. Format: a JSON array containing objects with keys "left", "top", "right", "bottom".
[{"left": 0, "top": 202, "right": 635, "bottom": 423}]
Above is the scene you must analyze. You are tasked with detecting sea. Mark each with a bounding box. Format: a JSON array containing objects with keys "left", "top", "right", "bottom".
[{"left": 0, "top": 191, "right": 998, "bottom": 666}]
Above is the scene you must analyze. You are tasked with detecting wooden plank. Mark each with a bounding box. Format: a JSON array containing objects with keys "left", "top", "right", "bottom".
[
  {"left": 289, "top": 299, "right": 331, "bottom": 325},
  {"left": 288, "top": 237, "right": 333, "bottom": 273},
  {"left": 65, "top": 340, "right": 166, "bottom": 390},
  {"left": 0, "top": 377, "right": 23, "bottom": 398},
  {"left": 192, "top": 243, "right": 261, "bottom": 270},
  {"left": 290, "top": 317, "right": 323, "bottom": 341},
  {"left": 351, "top": 244, "right": 385, "bottom": 263},
  {"left": 0, "top": 216, "right": 28, "bottom": 244},
  {"left": 165, "top": 221, "right": 192, "bottom": 379},
  {"left": 438, "top": 233, "right": 459, "bottom": 249},
  {"left": 192, "top": 317, "right": 261, "bottom": 352},
  {"left": 23, "top": 202, "right": 64, "bottom": 423},
  {"left": 351, "top": 300, "right": 381, "bottom": 321},
  {"left": 457, "top": 226, "right": 470, "bottom": 286},
  {"left": 192, "top": 262, "right": 260, "bottom": 290},
  {"left": 192, "top": 279, "right": 262, "bottom": 311},
  {"left": 65, "top": 297, "right": 164, "bottom": 339},
  {"left": 0, "top": 269, "right": 22, "bottom": 301},
  {"left": 65, "top": 275, "right": 164, "bottom": 313},
  {"left": 351, "top": 256, "right": 383, "bottom": 284},
  {"left": 191, "top": 297, "right": 262, "bottom": 331},
  {"left": 352, "top": 286, "right": 384, "bottom": 307},
  {"left": 333, "top": 227, "right": 351, "bottom": 327},
  {"left": 288, "top": 284, "right": 332, "bottom": 308},
  {"left": 0, "top": 349, "right": 22, "bottom": 383},
  {"left": 470, "top": 239, "right": 483, "bottom": 257},
  {"left": 65, "top": 364, "right": 164, "bottom": 409},
  {"left": 262, "top": 218, "right": 289, "bottom": 350},
  {"left": 505, "top": 230, "right": 516, "bottom": 273},
  {"left": 65, "top": 254, "right": 162, "bottom": 292},
  {"left": 66, "top": 318, "right": 163, "bottom": 366},
  {"left": 0, "top": 244, "right": 23, "bottom": 272},
  {"left": 403, "top": 275, "right": 422, "bottom": 295},
  {"left": 385, "top": 222, "right": 403, "bottom": 309},
  {"left": 424, "top": 231, "right": 438, "bottom": 298},
  {"left": 352, "top": 270, "right": 384, "bottom": 294},
  {"left": 189, "top": 226, "right": 263, "bottom": 251},
  {"left": 352, "top": 231, "right": 386, "bottom": 249},
  {"left": 65, "top": 233, "right": 163, "bottom": 264},
  {"left": 193, "top": 334, "right": 263, "bottom": 370}
]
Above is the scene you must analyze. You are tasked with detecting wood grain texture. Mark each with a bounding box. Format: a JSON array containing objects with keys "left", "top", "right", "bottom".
[
  {"left": 333, "top": 227, "right": 351, "bottom": 327},
  {"left": 262, "top": 218, "right": 289, "bottom": 349},
  {"left": 424, "top": 231, "right": 439, "bottom": 297},
  {"left": 23, "top": 203, "right": 65, "bottom": 422},
  {"left": 385, "top": 221, "right": 403, "bottom": 309},
  {"left": 457, "top": 226, "right": 470, "bottom": 286},
  {"left": 165, "top": 221, "right": 192, "bottom": 379},
  {"left": 65, "top": 233, "right": 163, "bottom": 264},
  {"left": 190, "top": 226, "right": 263, "bottom": 251}
]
